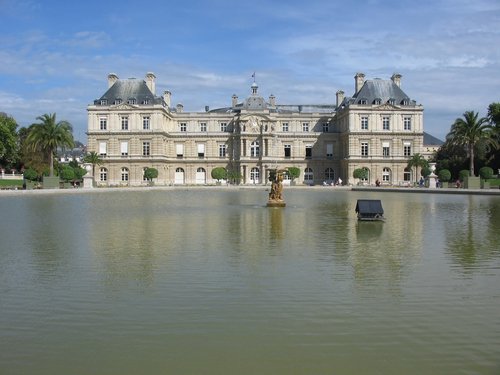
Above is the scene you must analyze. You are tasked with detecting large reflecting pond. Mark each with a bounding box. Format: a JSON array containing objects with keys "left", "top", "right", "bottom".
[{"left": 1, "top": 188, "right": 500, "bottom": 374}]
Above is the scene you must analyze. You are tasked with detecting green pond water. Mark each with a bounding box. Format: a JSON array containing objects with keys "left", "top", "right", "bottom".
[{"left": 1, "top": 188, "right": 499, "bottom": 375}]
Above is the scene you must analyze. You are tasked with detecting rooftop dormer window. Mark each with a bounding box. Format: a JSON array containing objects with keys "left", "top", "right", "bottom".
[
  {"left": 388, "top": 98, "right": 395, "bottom": 105},
  {"left": 128, "top": 98, "right": 136, "bottom": 105},
  {"left": 142, "top": 98, "right": 150, "bottom": 105},
  {"left": 114, "top": 98, "right": 122, "bottom": 105},
  {"left": 359, "top": 98, "right": 368, "bottom": 105},
  {"left": 100, "top": 99, "right": 107, "bottom": 105},
  {"left": 401, "top": 98, "right": 410, "bottom": 105},
  {"left": 373, "top": 98, "right": 381, "bottom": 105}
]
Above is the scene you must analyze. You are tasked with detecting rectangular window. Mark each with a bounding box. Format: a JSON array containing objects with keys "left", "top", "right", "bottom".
[
  {"left": 326, "top": 143, "right": 333, "bottom": 159},
  {"left": 361, "top": 142, "right": 369, "bottom": 157},
  {"left": 361, "top": 116, "right": 368, "bottom": 130},
  {"left": 100, "top": 99, "right": 107, "bottom": 105},
  {"left": 200, "top": 122, "right": 207, "bottom": 132},
  {"left": 282, "top": 122, "right": 289, "bottom": 132},
  {"left": 220, "top": 122, "right": 227, "bottom": 132},
  {"left": 382, "top": 142, "right": 390, "bottom": 157},
  {"left": 143, "top": 141, "right": 150, "bottom": 156},
  {"left": 99, "top": 142, "right": 107, "bottom": 156},
  {"left": 322, "top": 122, "right": 329, "bottom": 132},
  {"left": 180, "top": 122, "right": 187, "bottom": 132},
  {"left": 143, "top": 116, "right": 150, "bottom": 130},
  {"left": 120, "top": 141, "right": 128, "bottom": 156},
  {"left": 121, "top": 116, "right": 128, "bottom": 130},
  {"left": 99, "top": 118, "right": 107, "bottom": 130},
  {"left": 219, "top": 144, "right": 227, "bottom": 157},
  {"left": 383, "top": 116, "right": 390, "bottom": 130},
  {"left": 404, "top": 117, "right": 412, "bottom": 130},
  {"left": 197, "top": 143, "right": 205, "bottom": 158},
  {"left": 305, "top": 145, "right": 312, "bottom": 159},
  {"left": 284, "top": 144, "right": 291, "bottom": 158},
  {"left": 302, "top": 122, "right": 309, "bottom": 132},
  {"left": 176, "top": 143, "right": 184, "bottom": 157},
  {"left": 404, "top": 142, "right": 412, "bottom": 157}
]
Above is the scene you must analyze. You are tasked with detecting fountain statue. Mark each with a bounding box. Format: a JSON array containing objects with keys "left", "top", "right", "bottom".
[{"left": 267, "top": 169, "right": 287, "bottom": 207}]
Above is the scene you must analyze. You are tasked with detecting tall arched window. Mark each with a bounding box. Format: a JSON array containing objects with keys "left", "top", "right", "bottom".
[
  {"left": 121, "top": 167, "right": 129, "bottom": 182},
  {"left": 196, "top": 167, "right": 206, "bottom": 184},
  {"left": 304, "top": 168, "right": 313, "bottom": 183},
  {"left": 382, "top": 167, "right": 391, "bottom": 183},
  {"left": 404, "top": 167, "right": 411, "bottom": 182},
  {"left": 250, "top": 141, "right": 260, "bottom": 157},
  {"left": 99, "top": 168, "right": 107, "bottom": 182},
  {"left": 325, "top": 168, "right": 335, "bottom": 182},
  {"left": 250, "top": 167, "right": 260, "bottom": 183}
]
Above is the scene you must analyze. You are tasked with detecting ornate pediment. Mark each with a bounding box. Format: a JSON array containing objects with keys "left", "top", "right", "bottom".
[
  {"left": 239, "top": 114, "right": 276, "bottom": 133},
  {"left": 374, "top": 103, "right": 398, "bottom": 111},
  {"left": 111, "top": 103, "right": 137, "bottom": 110}
]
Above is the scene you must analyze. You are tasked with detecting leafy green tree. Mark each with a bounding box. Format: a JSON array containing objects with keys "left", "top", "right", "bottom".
[
  {"left": 226, "top": 169, "right": 242, "bottom": 185},
  {"left": 211, "top": 167, "right": 227, "bottom": 182},
  {"left": 437, "top": 169, "right": 451, "bottom": 183},
  {"left": 0, "top": 113, "right": 19, "bottom": 168},
  {"left": 353, "top": 168, "right": 368, "bottom": 180},
  {"left": 479, "top": 166, "right": 494, "bottom": 180},
  {"left": 287, "top": 167, "right": 300, "bottom": 182},
  {"left": 407, "top": 153, "right": 429, "bottom": 182},
  {"left": 459, "top": 170, "right": 470, "bottom": 182},
  {"left": 26, "top": 113, "right": 74, "bottom": 177},
  {"left": 488, "top": 103, "right": 500, "bottom": 127},
  {"left": 23, "top": 168, "right": 38, "bottom": 182},
  {"left": 446, "top": 111, "right": 497, "bottom": 177},
  {"left": 144, "top": 167, "right": 158, "bottom": 182},
  {"left": 59, "top": 165, "right": 75, "bottom": 182},
  {"left": 83, "top": 151, "right": 102, "bottom": 181}
]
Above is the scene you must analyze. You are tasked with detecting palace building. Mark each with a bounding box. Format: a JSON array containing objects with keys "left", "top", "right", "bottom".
[{"left": 87, "top": 72, "right": 424, "bottom": 186}]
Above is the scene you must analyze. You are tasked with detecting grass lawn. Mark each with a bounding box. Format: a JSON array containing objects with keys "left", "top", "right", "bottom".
[
  {"left": 487, "top": 178, "right": 500, "bottom": 187},
  {"left": 0, "top": 179, "right": 23, "bottom": 188}
]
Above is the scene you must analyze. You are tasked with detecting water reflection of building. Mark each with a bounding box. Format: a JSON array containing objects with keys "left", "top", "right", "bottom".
[{"left": 87, "top": 72, "right": 427, "bottom": 186}]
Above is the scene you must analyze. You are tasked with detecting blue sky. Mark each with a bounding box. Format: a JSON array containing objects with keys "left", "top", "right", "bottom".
[{"left": 1, "top": 0, "right": 499, "bottom": 142}]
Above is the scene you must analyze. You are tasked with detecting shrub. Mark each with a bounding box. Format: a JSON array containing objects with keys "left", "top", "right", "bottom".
[
  {"left": 353, "top": 168, "right": 368, "bottom": 180},
  {"left": 459, "top": 170, "right": 470, "bottom": 181},
  {"left": 437, "top": 169, "right": 451, "bottom": 182},
  {"left": 421, "top": 166, "right": 431, "bottom": 178},
  {"left": 479, "top": 166, "right": 494, "bottom": 180},
  {"left": 144, "top": 167, "right": 158, "bottom": 181},
  {"left": 23, "top": 168, "right": 38, "bottom": 181},
  {"left": 211, "top": 167, "right": 227, "bottom": 182},
  {"left": 287, "top": 167, "right": 300, "bottom": 181},
  {"left": 59, "top": 165, "right": 75, "bottom": 182}
]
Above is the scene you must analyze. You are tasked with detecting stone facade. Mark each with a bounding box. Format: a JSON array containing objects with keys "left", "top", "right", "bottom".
[{"left": 87, "top": 72, "right": 424, "bottom": 186}]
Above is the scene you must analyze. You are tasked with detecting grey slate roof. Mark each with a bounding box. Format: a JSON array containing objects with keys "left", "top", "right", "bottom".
[
  {"left": 423, "top": 132, "right": 444, "bottom": 146},
  {"left": 94, "top": 79, "right": 162, "bottom": 105},
  {"left": 341, "top": 79, "right": 416, "bottom": 107}
]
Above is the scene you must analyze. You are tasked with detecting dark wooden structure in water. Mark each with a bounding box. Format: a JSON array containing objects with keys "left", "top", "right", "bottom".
[{"left": 355, "top": 199, "right": 385, "bottom": 221}]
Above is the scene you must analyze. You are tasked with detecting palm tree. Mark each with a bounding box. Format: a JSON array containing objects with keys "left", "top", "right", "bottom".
[
  {"left": 446, "top": 111, "right": 496, "bottom": 176},
  {"left": 83, "top": 151, "right": 103, "bottom": 182},
  {"left": 26, "top": 113, "right": 74, "bottom": 177},
  {"left": 407, "top": 153, "right": 429, "bottom": 183}
]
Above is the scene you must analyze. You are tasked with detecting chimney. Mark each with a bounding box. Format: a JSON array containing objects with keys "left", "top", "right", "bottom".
[
  {"left": 232, "top": 94, "right": 238, "bottom": 107},
  {"left": 145, "top": 72, "right": 156, "bottom": 94},
  {"left": 163, "top": 91, "right": 171, "bottom": 107},
  {"left": 176, "top": 103, "right": 184, "bottom": 113},
  {"left": 269, "top": 94, "right": 276, "bottom": 107},
  {"left": 391, "top": 73, "right": 402, "bottom": 87},
  {"left": 108, "top": 73, "right": 119, "bottom": 88},
  {"left": 336, "top": 90, "right": 345, "bottom": 108},
  {"left": 354, "top": 72, "right": 365, "bottom": 94}
]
